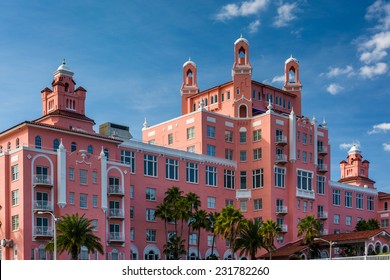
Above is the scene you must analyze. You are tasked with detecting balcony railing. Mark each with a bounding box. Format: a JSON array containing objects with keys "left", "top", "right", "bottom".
[
  {"left": 108, "top": 185, "right": 124, "bottom": 196},
  {"left": 109, "top": 208, "right": 124, "bottom": 219},
  {"left": 33, "top": 174, "right": 52, "bottom": 186},
  {"left": 318, "top": 146, "right": 328, "bottom": 155},
  {"left": 34, "top": 226, "right": 53, "bottom": 237},
  {"left": 276, "top": 206, "right": 288, "bottom": 214},
  {"left": 34, "top": 200, "right": 53, "bottom": 211},
  {"left": 296, "top": 188, "right": 315, "bottom": 199},
  {"left": 275, "top": 135, "right": 287, "bottom": 145},
  {"left": 317, "top": 164, "right": 328, "bottom": 173},
  {"left": 279, "top": 224, "right": 288, "bottom": 232},
  {"left": 318, "top": 211, "right": 328, "bottom": 219},
  {"left": 236, "top": 189, "right": 252, "bottom": 200},
  {"left": 108, "top": 232, "right": 124, "bottom": 242},
  {"left": 275, "top": 154, "right": 287, "bottom": 164}
]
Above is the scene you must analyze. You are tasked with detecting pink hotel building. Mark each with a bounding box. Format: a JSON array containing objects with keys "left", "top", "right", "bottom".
[{"left": 0, "top": 36, "right": 389, "bottom": 260}]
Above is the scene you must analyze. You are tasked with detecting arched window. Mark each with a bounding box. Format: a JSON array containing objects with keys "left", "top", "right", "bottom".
[
  {"left": 210, "top": 96, "right": 214, "bottom": 104},
  {"left": 145, "top": 250, "right": 159, "bottom": 260},
  {"left": 204, "top": 98, "right": 208, "bottom": 106},
  {"left": 64, "top": 83, "right": 69, "bottom": 92},
  {"left": 239, "top": 105, "right": 247, "bottom": 118},
  {"left": 88, "top": 145, "right": 94, "bottom": 154},
  {"left": 186, "top": 70, "right": 193, "bottom": 85},
  {"left": 111, "top": 249, "right": 119, "bottom": 260},
  {"left": 189, "top": 252, "right": 198, "bottom": 260},
  {"left": 238, "top": 47, "right": 246, "bottom": 64},
  {"left": 78, "top": 246, "right": 89, "bottom": 260},
  {"left": 16, "top": 138, "right": 20, "bottom": 149},
  {"left": 7, "top": 142, "right": 11, "bottom": 151},
  {"left": 53, "top": 139, "right": 59, "bottom": 152},
  {"left": 35, "top": 136, "right": 42, "bottom": 149},
  {"left": 38, "top": 244, "right": 46, "bottom": 260},
  {"left": 104, "top": 148, "right": 109, "bottom": 159},
  {"left": 385, "top": 202, "right": 388, "bottom": 211},
  {"left": 71, "top": 142, "right": 77, "bottom": 152},
  {"left": 289, "top": 67, "right": 296, "bottom": 83}
]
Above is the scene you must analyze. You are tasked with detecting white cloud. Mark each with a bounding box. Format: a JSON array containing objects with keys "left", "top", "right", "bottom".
[
  {"left": 248, "top": 19, "right": 261, "bottom": 33},
  {"left": 339, "top": 142, "right": 360, "bottom": 150},
  {"left": 271, "top": 74, "right": 284, "bottom": 83},
  {"left": 359, "top": 31, "right": 390, "bottom": 63},
  {"left": 368, "top": 122, "right": 390, "bottom": 134},
  {"left": 273, "top": 2, "right": 299, "bottom": 27},
  {"left": 326, "top": 83, "right": 343, "bottom": 95},
  {"left": 383, "top": 143, "right": 390, "bottom": 152},
  {"left": 215, "top": 0, "right": 269, "bottom": 21},
  {"left": 359, "top": 62, "right": 388, "bottom": 78},
  {"left": 326, "top": 65, "right": 354, "bottom": 78},
  {"left": 365, "top": 0, "right": 390, "bottom": 30}
]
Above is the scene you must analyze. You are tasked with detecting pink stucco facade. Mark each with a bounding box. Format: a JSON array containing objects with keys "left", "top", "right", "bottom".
[{"left": 0, "top": 37, "right": 389, "bottom": 260}]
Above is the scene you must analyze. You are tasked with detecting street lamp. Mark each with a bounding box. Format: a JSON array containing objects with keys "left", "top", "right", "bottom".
[
  {"left": 314, "top": 237, "right": 337, "bottom": 260},
  {"left": 37, "top": 211, "right": 59, "bottom": 260}
]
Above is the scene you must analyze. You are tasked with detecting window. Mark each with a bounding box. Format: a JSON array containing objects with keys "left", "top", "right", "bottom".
[
  {"left": 334, "top": 214, "right": 340, "bottom": 224},
  {"left": 130, "top": 207, "right": 134, "bottom": 219},
  {"left": 207, "top": 126, "right": 215, "bottom": 138},
  {"left": 225, "top": 131, "right": 233, "bottom": 142},
  {"left": 69, "top": 167, "right": 75, "bottom": 180},
  {"left": 356, "top": 193, "right": 363, "bottom": 209},
  {"left": 12, "top": 215, "right": 19, "bottom": 231},
  {"left": 381, "top": 219, "right": 389, "bottom": 228},
  {"left": 53, "top": 139, "right": 59, "bottom": 151},
  {"left": 206, "top": 166, "right": 217, "bottom": 186},
  {"left": 240, "top": 201, "right": 247, "bottom": 212},
  {"left": 120, "top": 150, "right": 135, "bottom": 173},
  {"left": 385, "top": 202, "right": 388, "bottom": 211},
  {"left": 227, "top": 91, "right": 231, "bottom": 100},
  {"left": 71, "top": 142, "right": 77, "bottom": 152},
  {"left": 80, "top": 169, "right": 88, "bottom": 185},
  {"left": 303, "top": 201, "right": 307, "bottom": 212},
  {"left": 225, "top": 199, "right": 234, "bottom": 207},
  {"left": 92, "top": 195, "right": 98, "bottom": 207},
  {"left": 239, "top": 150, "right": 247, "bottom": 162},
  {"left": 104, "top": 148, "right": 109, "bottom": 159},
  {"left": 87, "top": 145, "right": 94, "bottom": 154},
  {"left": 186, "top": 162, "right": 198, "bottom": 183},
  {"left": 7, "top": 142, "right": 11, "bottom": 151},
  {"left": 130, "top": 185, "right": 134, "bottom": 199},
  {"left": 224, "top": 169, "right": 235, "bottom": 189},
  {"left": 302, "top": 151, "right": 307, "bottom": 163},
  {"left": 35, "top": 136, "right": 42, "bottom": 149},
  {"left": 146, "top": 188, "right": 156, "bottom": 201},
  {"left": 208, "top": 235, "right": 215, "bottom": 247},
  {"left": 254, "top": 199, "right": 262, "bottom": 210},
  {"left": 11, "top": 165, "right": 19, "bottom": 181},
  {"left": 368, "top": 196, "right": 374, "bottom": 211},
  {"left": 297, "top": 170, "right": 313, "bottom": 191},
  {"left": 187, "top": 127, "right": 195, "bottom": 140},
  {"left": 69, "top": 192, "right": 75, "bottom": 204},
  {"left": 166, "top": 158, "right": 178, "bottom": 180},
  {"left": 225, "top": 149, "right": 233, "bottom": 160},
  {"left": 240, "top": 171, "right": 247, "bottom": 189},
  {"left": 146, "top": 230, "right": 157, "bottom": 242},
  {"left": 346, "top": 216, "right": 352, "bottom": 226},
  {"left": 144, "top": 154, "right": 157, "bottom": 177},
  {"left": 333, "top": 189, "right": 340, "bottom": 206},
  {"left": 12, "top": 190, "right": 19, "bottom": 206},
  {"left": 207, "top": 145, "right": 216, "bottom": 156},
  {"left": 274, "top": 167, "right": 285, "bottom": 188},
  {"left": 92, "top": 171, "right": 97, "bottom": 184},
  {"left": 146, "top": 209, "right": 156, "bottom": 221},
  {"left": 253, "top": 148, "right": 262, "bottom": 160},
  {"left": 207, "top": 197, "right": 216, "bottom": 209},
  {"left": 221, "top": 93, "right": 225, "bottom": 102},
  {"left": 253, "top": 129, "right": 261, "bottom": 141},
  {"left": 149, "top": 139, "right": 155, "bottom": 145},
  {"left": 168, "top": 133, "right": 173, "bottom": 145},
  {"left": 36, "top": 166, "right": 48, "bottom": 183},
  {"left": 130, "top": 228, "right": 135, "bottom": 241},
  {"left": 187, "top": 146, "right": 195, "bottom": 153},
  {"left": 317, "top": 176, "right": 325, "bottom": 194},
  {"left": 345, "top": 191, "right": 352, "bottom": 208},
  {"left": 302, "top": 133, "right": 307, "bottom": 144},
  {"left": 189, "top": 233, "right": 197, "bottom": 245},
  {"left": 252, "top": 168, "right": 264, "bottom": 189},
  {"left": 80, "top": 194, "right": 88, "bottom": 208},
  {"left": 239, "top": 132, "right": 246, "bottom": 143}
]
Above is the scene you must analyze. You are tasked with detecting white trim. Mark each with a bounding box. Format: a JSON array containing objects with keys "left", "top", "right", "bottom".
[{"left": 329, "top": 180, "right": 378, "bottom": 196}]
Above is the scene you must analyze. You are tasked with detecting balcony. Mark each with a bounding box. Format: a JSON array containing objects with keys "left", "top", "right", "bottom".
[
  {"left": 296, "top": 188, "right": 315, "bottom": 200},
  {"left": 34, "top": 200, "right": 53, "bottom": 211},
  {"left": 318, "top": 146, "right": 328, "bottom": 155},
  {"left": 276, "top": 206, "right": 288, "bottom": 215},
  {"left": 318, "top": 211, "right": 328, "bottom": 219},
  {"left": 108, "top": 232, "right": 125, "bottom": 243},
  {"left": 108, "top": 208, "right": 125, "bottom": 219},
  {"left": 317, "top": 164, "right": 328, "bottom": 173},
  {"left": 279, "top": 224, "right": 288, "bottom": 233},
  {"left": 275, "top": 154, "right": 288, "bottom": 164},
  {"left": 275, "top": 135, "right": 287, "bottom": 146},
  {"left": 33, "top": 174, "right": 53, "bottom": 187},
  {"left": 236, "top": 189, "right": 252, "bottom": 200},
  {"left": 33, "top": 226, "right": 53, "bottom": 238},
  {"left": 108, "top": 185, "right": 124, "bottom": 196}
]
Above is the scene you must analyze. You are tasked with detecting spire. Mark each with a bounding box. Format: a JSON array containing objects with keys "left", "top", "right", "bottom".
[
  {"left": 142, "top": 117, "right": 149, "bottom": 130},
  {"left": 53, "top": 59, "right": 74, "bottom": 78}
]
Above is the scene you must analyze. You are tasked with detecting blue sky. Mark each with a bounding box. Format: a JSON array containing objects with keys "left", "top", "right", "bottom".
[{"left": 0, "top": 0, "right": 389, "bottom": 193}]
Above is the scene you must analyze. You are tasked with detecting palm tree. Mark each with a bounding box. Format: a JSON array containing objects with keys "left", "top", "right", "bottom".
[
  {"left": 259, "top": 219, "right": 281, "bottom": 260},
  {"left": 163, "top": 235, "right": 186, "bottom": 260},
  {"left": 155, "top": 201, "right": 172, "bottom": 243},
  {"left": 214, "top": 206, "right": 243, "bottom": 259},
  {"left": 164, "top": 187, "right": 184, "bottom": 233},
  {"left": 191, "top": 209, "right": 208, "bottom": 259},
  {"left": 206, "top": 211, "right": 219, "bottom": 259},
  {"left": 297, "top": 215, "right": 321, "bottom": 259},
  {"left": 45, "top": 213, "right": 104, "bottom": 260},
  {"left": 185, "top": 192, "right": 201, "bottom": 258},
  {"left": 235, "top": 218, "right": 263, "bottom": 260}
]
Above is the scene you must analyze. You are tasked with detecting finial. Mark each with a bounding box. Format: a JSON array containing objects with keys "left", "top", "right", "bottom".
[
  {"left": 62, "top": 58, "right": 66, "bottom": 65},
  {"left": 240, "top": 33, "right": 243, "bottom": 38},
  {"left": 267, "top": 98, "right": 273, "bottom": 112},
  {"left": 198, "top": 99, "right": 205, "bottom": 111},
  {"left": 322, "top": 117, "right": 327, "bottom": 128},
  {"left": 143, "top": 117, "right": 149, "bottom": 129}
]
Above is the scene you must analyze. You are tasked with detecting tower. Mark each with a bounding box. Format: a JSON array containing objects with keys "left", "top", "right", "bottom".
[
  {"left": 283, "top": 56, "right": 302, "bottom": 115},
  {"left": 180, "top": 58, "right": 199, "bottom": 115}
]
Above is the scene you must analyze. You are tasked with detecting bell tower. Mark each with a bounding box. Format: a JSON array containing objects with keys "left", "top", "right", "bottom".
[
  {"left": 283, "top": 56, "right": 302, "bottom": 115},
  {"left": 180, "top": 58, "right": 199, "bottom": 115}
]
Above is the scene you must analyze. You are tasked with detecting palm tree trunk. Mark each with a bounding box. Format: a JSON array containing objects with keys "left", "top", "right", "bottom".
[{"left": 197, "top": 227, "right": 201, "bottom": 259}]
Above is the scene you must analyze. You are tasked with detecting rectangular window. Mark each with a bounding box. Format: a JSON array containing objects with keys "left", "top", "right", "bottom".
[
  {"left": 69, "top": 192, "right": 75, "bottom": 204},
  {"left": 225, "top": 149, "right": 233, "bottom": 160},
  {"left": 227, "top": 91, "right": 230, "bottom": 100},
  {"left": 367, "top": 196, "right": 374, "bottom": 211},
  {"left": 130, "top": 228, "right": 134, "bottom": 241},
  {"left": 166, "top": 158, "right": 178, "bottom": 180},
  {"left": 274, "top": 167, "right": 286, "bottom": 188},
  {"left": 187, "top": 127, "right": 195, "bottom": 140},
  {"left": 225, "top": 130, "right": 233, "bottom": 142},
  {"left": 130, "top": 185, "right": 134, "bottom": 199},
  {"left": 297, "top": 170, "right": 313, "bottom": 190},
  {"left": 189, "top": 233, "right": 197, "bottom": 245},
  {"left": 207, "top": 197, "right": 216, "bottom": 209},
  {"left": 221, "top": 93, "right": 225, "bottom": 102},
  {"left": 317, "top": 176, "right": 325, "bottom": 194},
  {"left": 253, "top": 129, "right": 261, "bottom": 141},
  {"left": 80, "top": 194, "right": 88, "bottom": 208},
  {"left": 69, "top": 167, "right": 75, "bottom": 180},
  {"left": 240, "top": 171, "right": 247, "bottom": 189},
  {"left": 253, "top": 148, "right": 262, "bottom": 160},
  {"left": 146, "top": 209, "right": 156, "bottom": 221},
  {"left": 345, "top": 191, "right": 352, "bottom": 208},
  {"left": 239, "top": 150, "right": 247, "bottom": 162},
  {"left": 333, "top": 189, "right": 340, "bottom": 206},
  {"left": 302, "top": 151, "right": 307, "bottom": 163},
  {"left": 130, "top": 206, "right": 134, "bottom": 219},
  {"left": 92, "top": 220, "right": 98, "bottom": 231},
  {"left": 356, "top": 193, "right": 363, "bottom": 209},
  {"left": 187, "top": 146, "right": 195, "bottom": 153},
  {"left": 252, "top": 168, "right": 264, "bottom": 189},
  {"left": 207, "top": 126, "right": 215, "bottom": 138},
  {"left": 346, "top": 216, "right": 352, "bottom": 226},
  {"left": 12, "top": 215, "right": 19, "bottom": 231},
  {"left": 92, "top": 195, "right": 98, "bottom": 207},
  {"left": 207, "top": 145, "right": 216, "bottom": 157},
  {"left": 254, "top": 199, "right": 262, "bottom": 210},
  {"left": 12, "top": 189, "right": 19, "bottom": 206},
  {"left": 303, "top": 201, "right": 307, "bottom": 212},
  {"left": 224, "top": 169, "right": 235, "bottom": 189},
  {"left": 302, "top": 133, "right": 307, "bottom": 144},
  {"left": 186, "top": 162, "right": 198, "bottom": 183},
  {"left": 92, "top": 171, "right": 97, "bottom": 184},
  {"left": 334, "top": 214, "right": 340, "bottom": 224},
  {"left": 239, "top": 132, "right": 246, "bottom": 143},
  {"left": 146, "top": 188, "right": 156, "bottom": 201},
  {"left": 80, "top": 169, "right": 88, "bottom": 185},
  {"left": 208, "top": 235, "right": 215, "bottom": 247},
  {"left": 168, "top": 133, "right": 173, "bottom": 145},
  {"left": 11, "top": 165, "right": 19, "bottom": 181},
  {"left": 120, "top": 150, "right": 135, "bottom": 173},
  {"left": 225, "top": 199, "right": 234, "bottom": 207},
  {"left": 144, "top": 154, "right": 157, "bottom": 177},
  {"left": 206, "top": 166, "right": 217, "bottom": 186},
  {"left": 240, "top": 200, "right": 247, "bottom": 212},
  {"left": 146, "top": 229, "right": 157, "bottom": 242},
  {"left": 381, "top": 219, "right": 389, "bottom": 228}
]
